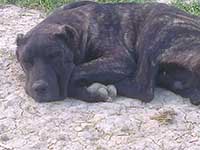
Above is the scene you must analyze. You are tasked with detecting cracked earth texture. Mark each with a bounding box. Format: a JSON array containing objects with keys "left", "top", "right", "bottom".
[{"left": 0, "top": 4, "right": 200, "bottom": 150}]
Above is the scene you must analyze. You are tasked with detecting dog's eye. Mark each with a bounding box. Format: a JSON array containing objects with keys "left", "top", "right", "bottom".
[{"left": 48, "top": 51, "right": 62, "bottom": 60}]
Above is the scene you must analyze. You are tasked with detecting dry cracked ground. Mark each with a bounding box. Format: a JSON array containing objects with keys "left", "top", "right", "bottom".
[{"left": 0, "top": 3, "right": 200, "bottom": 150}]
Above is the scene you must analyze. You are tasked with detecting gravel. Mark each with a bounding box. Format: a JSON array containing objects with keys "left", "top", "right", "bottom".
[{"left": 0, "top": 3, "right": 200, "bottom": 150}]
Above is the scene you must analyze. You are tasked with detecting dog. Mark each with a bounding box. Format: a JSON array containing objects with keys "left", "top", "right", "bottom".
[{"left": 16, "top": 1, "right": 200, "bottom": 105}]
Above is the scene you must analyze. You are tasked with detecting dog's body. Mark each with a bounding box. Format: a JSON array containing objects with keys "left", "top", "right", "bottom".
[{"left": 16, "top": 1, "right": 200, "bottom": 104}]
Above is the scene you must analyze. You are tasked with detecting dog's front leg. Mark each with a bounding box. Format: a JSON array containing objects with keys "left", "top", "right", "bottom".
[
  {"left": 69, "top": 82, "right": 117, "bottom": 102},
  {"left": 68, "top": 55, "right": 136, "bottom": 102}
]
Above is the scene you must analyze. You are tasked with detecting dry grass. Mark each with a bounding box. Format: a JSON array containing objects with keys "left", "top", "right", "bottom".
[{"left": 150, "top": 109, "right": 177, "bottom": 124}]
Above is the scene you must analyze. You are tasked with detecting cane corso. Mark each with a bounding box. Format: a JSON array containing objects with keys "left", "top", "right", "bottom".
[{"left": 16, "top": 1, "right": 200, "bottom": 105}]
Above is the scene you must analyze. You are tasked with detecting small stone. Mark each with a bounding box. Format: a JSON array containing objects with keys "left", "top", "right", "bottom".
[
  {"left": 39, "top": 131, "right": 48, "bottom": 141},
  {"left": 74, "top": 126, "right": 83, "bottom": 132},
  {"left": 31, "top": 142, "right": 44, "bottom": 149},
  {"left": 0, "top": 134, "right": 9, "bottom": 141},
  {"left": 58, "top": 134, "right": 66, "bottom": 141},
  {"left": 0, "top": 124, "right": 7, "bottom": 134}
]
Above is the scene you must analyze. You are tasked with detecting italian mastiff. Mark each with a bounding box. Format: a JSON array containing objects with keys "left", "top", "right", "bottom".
[{"left": 16, "top": 1, "right": 200, "bottom": 105}]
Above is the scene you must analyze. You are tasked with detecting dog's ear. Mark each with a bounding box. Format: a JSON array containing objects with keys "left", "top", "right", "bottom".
[
  {"left": 16, "top": 34, "right": 26, "bottom": 61},
  {"left": 54, "top": 25, "right": 79, "bottom": 45},
  {"left": 16, "top": 33, "right": 25, "bottom": 46}
]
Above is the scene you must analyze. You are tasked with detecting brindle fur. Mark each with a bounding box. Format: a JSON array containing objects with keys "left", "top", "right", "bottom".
[{"left": 16, "top": 1, "right": 200, "bottom": 105}]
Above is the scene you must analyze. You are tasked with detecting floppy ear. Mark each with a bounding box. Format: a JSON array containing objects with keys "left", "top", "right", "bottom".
[
  {"left": 16, "top": 33, "right": 26, "bottom": 61},
  {"left": 16, "top": 33, "right": 25, "bottom": 46},
  {"left": 54, "top": 25, "right": 79, "bottom": 46}
]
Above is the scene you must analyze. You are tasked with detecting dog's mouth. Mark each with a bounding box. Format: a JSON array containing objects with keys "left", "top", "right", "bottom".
[
  {"left": 23, "top": 62, "right": 75, "bottom": 103},
  {"left": 26, "top": 83, "right": 64, "bottom": 103}
]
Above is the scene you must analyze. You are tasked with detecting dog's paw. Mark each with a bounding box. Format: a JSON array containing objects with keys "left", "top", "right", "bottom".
[
  {"left": 107, "top": 85, "right": 117, "bottom": 98},
  {"left": 87, "top": 83, "right": 117, "bottom": 102}
]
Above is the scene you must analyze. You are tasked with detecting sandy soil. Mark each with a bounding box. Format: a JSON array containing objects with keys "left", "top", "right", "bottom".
[{"left": 0, "top": 3, "right": 200, "bottom": 150}]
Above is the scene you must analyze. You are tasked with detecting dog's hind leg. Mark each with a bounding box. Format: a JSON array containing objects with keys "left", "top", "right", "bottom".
[
  {"left": 157, "top": 44, "right": 200, "bottom": 105},
  {"left": 157, "top": 63, "right": 200, "bottom": 105}
]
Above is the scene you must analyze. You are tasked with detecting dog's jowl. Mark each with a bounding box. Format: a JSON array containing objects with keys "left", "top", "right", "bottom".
[{"left": 16, "top": 1, "right": 200, "bottom": 105}]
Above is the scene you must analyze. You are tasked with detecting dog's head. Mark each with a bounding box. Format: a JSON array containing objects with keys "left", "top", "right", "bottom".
[{"left": 16, "top": 24, "right": 78, "bottom": 102}]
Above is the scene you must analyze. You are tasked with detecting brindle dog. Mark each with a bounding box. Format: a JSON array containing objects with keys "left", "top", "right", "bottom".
[{"left": 16, "top": 1, "right": 200, "bottom": 105}]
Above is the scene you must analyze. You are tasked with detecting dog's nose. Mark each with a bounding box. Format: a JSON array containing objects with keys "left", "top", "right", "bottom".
[{"left": 32, "top": 80, "right": 48, "bottom": 95}]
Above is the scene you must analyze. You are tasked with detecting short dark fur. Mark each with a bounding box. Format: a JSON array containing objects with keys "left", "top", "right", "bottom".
[{"left": 16, "top": 1, "right": 200, "bottom": 105}]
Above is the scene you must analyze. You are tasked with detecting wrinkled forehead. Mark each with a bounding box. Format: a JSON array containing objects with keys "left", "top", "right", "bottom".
[{"left": 21, "top": 33, "right": 64, "bottom": 58}]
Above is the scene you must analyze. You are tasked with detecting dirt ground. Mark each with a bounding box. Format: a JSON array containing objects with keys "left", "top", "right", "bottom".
[{"left": 0, "top": 3, "right": 200, "bottom": 150}]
